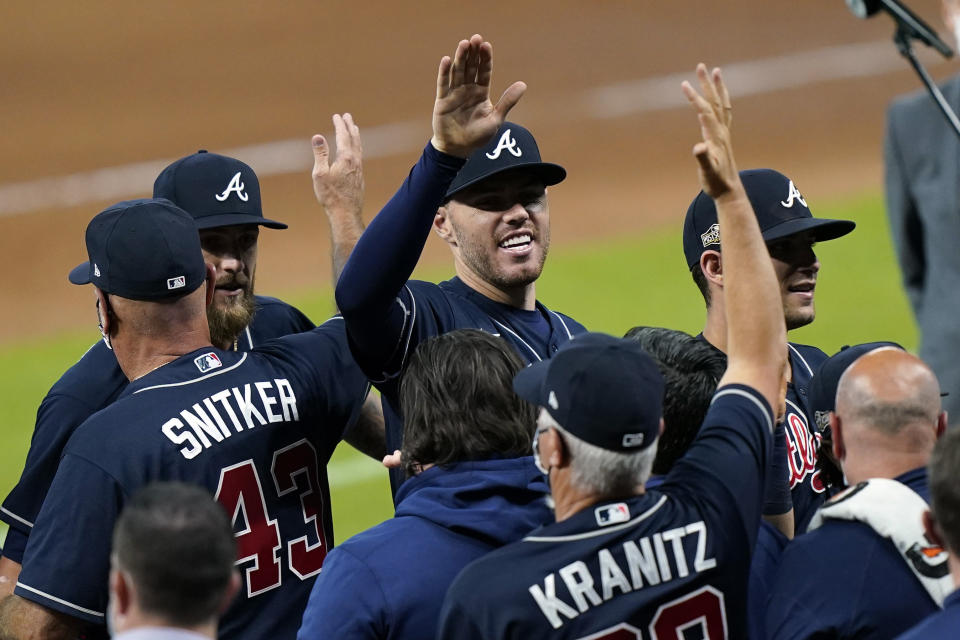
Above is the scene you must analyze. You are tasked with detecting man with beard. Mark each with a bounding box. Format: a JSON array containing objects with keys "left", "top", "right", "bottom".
[
  {"left": 683, "top": 170, "right": 855, "bottom": 533},
  {"left": 334, "top": 34, "right": 586, "bottom": 494},
  {"left": 0, "top": 134, "right": 379, "bottom": 595}
]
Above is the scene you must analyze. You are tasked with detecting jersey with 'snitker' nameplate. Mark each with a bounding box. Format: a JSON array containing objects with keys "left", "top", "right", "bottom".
[
  {"left": 0, "top": 296, "right": 314, "bottom": 564},
  {"left": 438, "top": 384, "right": 774, "bottom": 640},
  {"left": 14, "top": 320, "right": 367, "bottom": 640}
]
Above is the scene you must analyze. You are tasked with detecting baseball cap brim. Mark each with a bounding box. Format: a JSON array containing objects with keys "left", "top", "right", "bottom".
[
  {"left": 761, "top": 217, "right": 855, "bottom": 244},
  {"left": 193, "top": 213, "right": 287, "bottom": 230},
  {"left": 446, "top": 163, "right": 567, "bottom": 200},
  {"left": 68, "top": 262, "right": 92, "bottom": 285}
]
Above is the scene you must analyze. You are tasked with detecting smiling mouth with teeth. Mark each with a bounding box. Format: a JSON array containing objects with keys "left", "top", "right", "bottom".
[{"left": 500, "top": 234, "right": 532, "bottom": 249}]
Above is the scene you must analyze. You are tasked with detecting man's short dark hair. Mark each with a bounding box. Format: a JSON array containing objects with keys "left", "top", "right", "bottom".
[
  {"left": 623, "top": 326, "right": 726, "bottom": 475},
  {"left": 691, "top": 263, "right": 711, "bottom": 307},
  {"left": 929, "top": 428, "right": 960, "bottom": 553},
  {"left": 399, "top": 329, "right": 535, "bottom": 477},
  {"left": 112, "top": 482, "right": 236, "bottom": 627}
]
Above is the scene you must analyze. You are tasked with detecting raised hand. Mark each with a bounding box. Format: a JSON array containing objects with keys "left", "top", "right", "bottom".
[
  {"left": 312, "top": 113, "right": 364, "bottom": 219},
  {"left": 681, "top": 64, "right": 740, "bottom": 200},
  {"left": 430, "top": 34, "right": 527, "bottom": 158}
]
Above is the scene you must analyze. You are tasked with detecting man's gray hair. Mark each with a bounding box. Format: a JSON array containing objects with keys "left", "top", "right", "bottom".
[{"left": 542, "top": 411, "right": 657, "bottom": 496}]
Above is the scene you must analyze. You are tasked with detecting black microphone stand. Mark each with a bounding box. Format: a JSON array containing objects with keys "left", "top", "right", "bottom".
[{"left": 893, "top": 25, "right": 960, "bottom": 139}]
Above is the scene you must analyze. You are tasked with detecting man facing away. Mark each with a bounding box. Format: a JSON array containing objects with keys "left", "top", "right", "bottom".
[
  {"left": 0, "top": 141, "right": 381, "bottom": 596},
  {"left": 297, "top": 329, "right": 551, "bottom": 640},
  {"left": 0, "top": 198, "right": 369, "bottom": 640},
  {"left": 766, "top": 347, "right": 950, "bottom": 639},
  {"left": 107, "top": 482, "right": 240, "bottom": 640}
]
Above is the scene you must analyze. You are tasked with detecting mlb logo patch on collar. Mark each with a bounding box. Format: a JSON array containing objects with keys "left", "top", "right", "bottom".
[
  {"left": 194, "top": 352, "right": 223, "bottom": 373},
  {"left": 595, "top": 502, "right": 630, "bottom": 527}
]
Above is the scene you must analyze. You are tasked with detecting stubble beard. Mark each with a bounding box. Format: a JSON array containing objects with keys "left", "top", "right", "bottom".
[{"left": 455, "top": 223, "right": 550, "bottom": 291}]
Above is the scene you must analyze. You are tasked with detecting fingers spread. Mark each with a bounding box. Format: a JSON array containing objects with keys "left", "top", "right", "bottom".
[
  {"left": 476, "top": 41, "right": 493, "bottom": 87},
  {"left": 436, "top": 56, "right": 453, "bottom": 100},
  {"left": 494, "top": 80, "right": 527, "bottom": 120}
]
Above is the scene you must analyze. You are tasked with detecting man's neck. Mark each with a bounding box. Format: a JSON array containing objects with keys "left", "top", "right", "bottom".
[
  {"left": 454, "top": 264, "right": 537, "bottom": 310},
  {"left": 114, "top": 329, "right": 214, "bottom": 381},
  {"left": 551, "top": 470, "right": 644, "bottom": 522}
]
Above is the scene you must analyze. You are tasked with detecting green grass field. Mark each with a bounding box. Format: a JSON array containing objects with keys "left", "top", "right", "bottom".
[{"left": 0, "top": 190, "right": 916, "bottom": 547}]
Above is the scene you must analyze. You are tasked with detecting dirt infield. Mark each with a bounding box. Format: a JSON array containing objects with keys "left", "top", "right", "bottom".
[{"left": 0, "top": 0, "right": 950, "bottom": 343}]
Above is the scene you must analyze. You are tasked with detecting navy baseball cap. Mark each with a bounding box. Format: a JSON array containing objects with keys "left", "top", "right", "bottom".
[
  {"left": 68, "top": 198, "right": 207, "bottom": 301},
  {"left": 682, "top": 169, "right": 856, "bottom": 269},
  {"left": 808, "top": 341, "right": 904, "bottom": 431},
  {"left": 153, "top": 150, "right": 287, "bottom": 230},
  {"left": 444, "top": 122, "right": 566, "bottom": 199},
  {"left": 513, "top": 332, "right": 665, "bottom": 452}
]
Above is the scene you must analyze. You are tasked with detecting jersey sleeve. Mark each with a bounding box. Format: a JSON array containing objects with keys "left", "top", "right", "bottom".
[
  {"left": 1, "top": 392, "right": 100, "bottom": 537},
  {"left": 256, "top": 317, "right": 370, "bottom": 452},
  {"left": 660, "top": 383, "right": 774, "bottom": 540},
  {"left": 334, "top": 143, "right": 465, "bottom": 381},
  {"left": 15, "top": 453, "right": 121, "bottom": 626},
  {"left": 297, "top": 547, "right": 386, "bottom": 640}
]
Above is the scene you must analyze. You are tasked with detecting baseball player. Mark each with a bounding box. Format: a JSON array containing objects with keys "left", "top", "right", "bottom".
[
  {"left": 333, "top": 34, "right": 585, "bottom": 493},
  {"left": 437, "top": 63, "right": 786, "bottom": 639},
  {"left": 766, "top": 346, "right": 949, "bottom": 639},
  {"left": 684, "top": 166, "right": 855, "bottom": 533},
  {"left": 0, "top": 199, "right": 369, "bottom": 640},
  {"left": 0, "top": 144, "right": 380, "bottom": 595},
  {"left": 895, "top": 428, "right": 960, "bottom": 639}
]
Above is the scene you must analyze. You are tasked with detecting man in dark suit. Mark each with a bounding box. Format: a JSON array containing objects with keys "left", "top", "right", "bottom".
[{"left": 884, "top": 0, "right": 960, "bottom": 421}]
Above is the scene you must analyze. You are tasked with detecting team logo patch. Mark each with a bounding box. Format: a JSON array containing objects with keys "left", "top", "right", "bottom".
[
  {"left": 780, "top": 180, "right": 807, "bottom": 208},
  {"left": 167, "top": 275, "right": 186, "bottom": 290},
  {"left": 700, "top": 223, "right": 720, "bottom": 248},
  {"left": 906, "top": 542, "right": 950, "bottom": 578},
  {"left": 194, "top": 352, "right": 223, "bottom": 373},
  {"left": 486, "top": 129, "right": 522, "bottom": 160},
  {"left": 93, "top": 263, "right": 101, "bottom": 277},
  {"left": 215, "top": 171, "right": 250, "bottom": 202},
  {"left": 595, "top": 502, "right": 630, "bottom": 527},
  {"left": 622, "top": 432, "right": 645, "bottom": 448},
  {"left": 548, "top": 390, "right": 559, "bottom": 411}
]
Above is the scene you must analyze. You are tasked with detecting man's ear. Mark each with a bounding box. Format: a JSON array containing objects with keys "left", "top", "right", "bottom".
[
  {"left": 830, "top": 413, "right": 846, "bottom": 461},
  {"left": 110, "top": 569, "right": 133, "bottom": 617},
  {"left": 433, "top": 206, "right": 456, "bottom": 246},
  {"left": 937, "top": 410, "right": 948, "bottom": 439},
  {"left": 923, "top": 509, "right": 947, "bottom": 548},
  {"left": 204, "top": 263, "right": 217, "bottom": 307},
  {"left": 95, "top": 287, "right": 112, "bottom": 335},
  {"left": 700, "top": 250, "right": 723, "bottom": 287},
  {"left": 219, "top": 570, "right": 242, "bottom": 614}
]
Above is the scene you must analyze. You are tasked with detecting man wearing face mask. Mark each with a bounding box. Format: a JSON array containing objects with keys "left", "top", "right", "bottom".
[
  {"left": 885, "top": 0, "right": 960, "bottom": 425},
  {"left": 766, "top": 347, "right": 951, "bottom": 640}
]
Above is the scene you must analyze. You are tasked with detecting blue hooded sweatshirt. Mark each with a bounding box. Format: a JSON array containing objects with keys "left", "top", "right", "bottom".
[{"left": 296, "top": 457, "right": 551, "bottom": 640}]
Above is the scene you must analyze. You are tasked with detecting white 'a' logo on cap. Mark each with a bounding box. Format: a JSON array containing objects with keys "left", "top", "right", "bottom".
[
  {"left": 93, "top": 263, "right": 101, "bottom": 277},
  {"left": 780, "top": 180, "right": 807, "bottom": 208},
  {"left": 215, "top": 172, "right": 249, "bottom": 202},
  {"left": 486, "top": 129, "right": 523, "bottom": 160}
]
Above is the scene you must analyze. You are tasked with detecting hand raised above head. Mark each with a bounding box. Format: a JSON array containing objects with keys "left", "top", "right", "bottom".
[
  {"left": 681, "top": 64, "right": 741, "bottom": 201},
  {"left": 312, "top": 113, "right": 364, "bottom": 219},
  {"left": 431, "top": 34, "right": 527, "bottom": 158}
]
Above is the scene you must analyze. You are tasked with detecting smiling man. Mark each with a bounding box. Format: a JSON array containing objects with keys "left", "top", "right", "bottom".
[
  {"left": 334, "top": 35, "right": 586, "bottom": 493},
  {"left": 683, "top": 168, "right": 855, "bottom": 533}
]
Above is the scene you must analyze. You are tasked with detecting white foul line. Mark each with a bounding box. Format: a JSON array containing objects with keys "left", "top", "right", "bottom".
[{"left": 0, "top": 40, "right": 932, "bottom": 218}]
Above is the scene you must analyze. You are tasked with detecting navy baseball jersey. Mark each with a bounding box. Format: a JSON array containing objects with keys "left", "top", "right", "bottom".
[
  {"left": 697, "top": 337, "right": 827, "bottom": 533},
  {"left": 765, "top": 468, "right": 939, "bottom": 640},
  {"left": 438, "top": 383, "right": 774, "bottom": 639},
  {"left": 335, "top": 144, "right": 586, "bottom": 494},
  {"left": 895, "top": 588, "right": 960, "bottom": 639},
  {"left": 15, "top": 318, "right": 367, "bottom": 639},
  {"left": 0, "top": 296, "right": 314, "bottom": 562}
]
